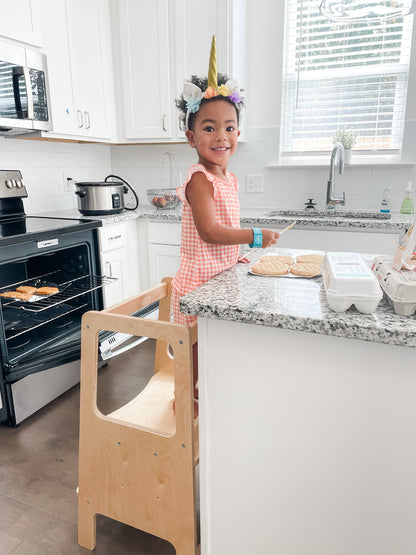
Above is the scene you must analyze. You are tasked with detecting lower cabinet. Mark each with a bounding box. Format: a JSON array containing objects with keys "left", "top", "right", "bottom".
[
  {"left": 242, "top": 226, "right": 402, "bottom": 255},
  {"left": 147, "top": 222, "right": 181, "bottom": 287},
  {"left": 98, "top": 221, "right": 140, "bottom": 308},
  {"left": 272, "top": 227, "right": 401, "bottom": 255}
]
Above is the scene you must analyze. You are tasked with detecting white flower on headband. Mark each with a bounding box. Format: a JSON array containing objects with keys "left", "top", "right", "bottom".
[{"left": 183, "top": 82, "right": 204, "bottom": 114}]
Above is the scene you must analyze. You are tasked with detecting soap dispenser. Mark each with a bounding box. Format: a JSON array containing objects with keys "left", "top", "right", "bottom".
[
  {"left": 380, "top": 187, "right": 391, "bottom": 214},
  {"left": 400, "top": 182, "right": 414, "bottom": 214}
]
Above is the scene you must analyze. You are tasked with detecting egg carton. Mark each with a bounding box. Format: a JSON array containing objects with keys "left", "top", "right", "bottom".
[
  {"left": 372, "top": 256, "right": 416, "bottom": 316},
  {"left": 322, "top": 252, "right": 383, "bottom": 313}
]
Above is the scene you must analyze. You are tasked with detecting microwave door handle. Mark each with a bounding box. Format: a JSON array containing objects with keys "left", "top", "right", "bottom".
[
  {"left": 12, "top": 66, "right": 34, "bottom": 119},
  {"left": 12, "top": 66, "right": 26, "bottom": 118},
  {"left": 23, "top": 66, "right": 34, "bottom": 119}
]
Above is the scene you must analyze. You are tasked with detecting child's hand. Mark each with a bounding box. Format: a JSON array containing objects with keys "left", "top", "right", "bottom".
[
  {"left": 238, "top": 255, "right": 250, "bottom": 263},
  {"left": 261, "top": 229, "right": 280, "bottom": 248}
]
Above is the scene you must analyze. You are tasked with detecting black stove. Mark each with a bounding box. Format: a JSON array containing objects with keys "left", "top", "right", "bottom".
[
  {"left": 0, "top": 169, "right": 105, "bottom": 426},
  {"left": 0, "top": 169, "right": 101, "bottom": 245}
]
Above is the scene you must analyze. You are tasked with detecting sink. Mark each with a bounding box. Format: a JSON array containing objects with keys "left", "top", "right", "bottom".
[{"left": 265, "top": 209, "right": 391, "bottom": 220}]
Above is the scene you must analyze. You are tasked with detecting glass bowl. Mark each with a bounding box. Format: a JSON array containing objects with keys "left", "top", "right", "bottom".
[{"left": 147, "top": 188, "right": 180, "bottom": 210}]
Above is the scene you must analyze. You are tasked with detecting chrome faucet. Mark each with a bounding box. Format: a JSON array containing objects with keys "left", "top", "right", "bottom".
[
  {"left": 163, "top": 151, "right": 181, "bottom": 188},
  {"left": 326, "top": 141, "right": 345, "bottom": 208}
]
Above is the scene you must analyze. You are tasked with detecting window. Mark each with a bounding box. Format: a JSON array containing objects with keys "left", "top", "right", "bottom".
[{"left": 280, "top": 0, "right": 414, "bottom": 157}]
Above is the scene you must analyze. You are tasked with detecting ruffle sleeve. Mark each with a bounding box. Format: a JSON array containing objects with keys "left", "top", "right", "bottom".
[{"left": 176, "top": 164, "right": 224, "bottom": 204}]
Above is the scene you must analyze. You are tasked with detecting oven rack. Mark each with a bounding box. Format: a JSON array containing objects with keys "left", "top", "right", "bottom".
[
  {"left": 1, "top": 274, "right": 116, "bottom": 313},
  {"left": 6, "top": 303, "right": 89, "bottom": 341}
]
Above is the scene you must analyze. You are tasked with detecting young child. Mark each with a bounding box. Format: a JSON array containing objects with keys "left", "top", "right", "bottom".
[{"left": 172, "top": 37, "right": 280, "bottom": 412}]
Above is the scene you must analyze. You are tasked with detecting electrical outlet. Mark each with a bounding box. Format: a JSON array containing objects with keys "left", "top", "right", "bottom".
[
  {"left": 246, "top": 175, "right": 264, "bottom": 194},
  {"left": 63, "top": 173, "right": 76, "bottom": 192}
]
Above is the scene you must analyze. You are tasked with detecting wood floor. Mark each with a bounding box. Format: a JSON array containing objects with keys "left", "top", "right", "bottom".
[{"left": 0, "top": 339, "right": 180, "bottom": 554}]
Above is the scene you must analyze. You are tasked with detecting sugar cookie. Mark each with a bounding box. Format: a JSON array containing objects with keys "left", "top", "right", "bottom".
[
  {"left": 289, "top": 262, "right": 321, "bottom": 277},
  {"left": 251, "top": 258, "right": 289, "bottom": 276},
  {"left": 295, "top": 254, "right": 325, "bottom": 264}
]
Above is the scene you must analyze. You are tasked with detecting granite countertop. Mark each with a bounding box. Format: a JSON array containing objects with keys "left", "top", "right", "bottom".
[
  {"left": 38, "top": 205, "right": 413, "bottom": 232},
  {"left": 179, "top": 247, "right": 416, "bottom": 349}
]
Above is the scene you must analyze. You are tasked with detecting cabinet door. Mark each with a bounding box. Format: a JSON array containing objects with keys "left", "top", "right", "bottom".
[
  {"left": 0, "top": 0, "right": 42, "bottom": 46},
  {"left": 173, "top": 0, "right": 246, "bottom": 139},
  {"left": 119, "top": 0, "right": 171, "bottom": 139},
  {"left": 40, "top": 0, "right": 76, "bottom": 135},
  {"left": 66, "top": 0, "right": 115, "bottom": 139},
  {"left": 40, "top": 0, "right": 115, "bottom": 140},
  {"left": 266, "top": 228, "right": 400, "bottom": 255},
  {"left": 148, "top": 243, "right": 181, "bottom": 287},
  {"left": 100, "top": 248, "right": 127, "bottom": 308}
]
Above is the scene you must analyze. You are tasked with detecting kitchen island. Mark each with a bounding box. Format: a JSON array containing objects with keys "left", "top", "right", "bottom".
[{"left": 180, "top": 248, "right": 416, "bottom": 555}]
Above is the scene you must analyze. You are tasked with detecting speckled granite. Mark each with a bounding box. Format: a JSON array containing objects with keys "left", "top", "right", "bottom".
[
  {"left": 179, "top": 247, "right": 416, "bottom": 349},
  {"left": 34, "top": 205, "right": 413, "bottom": 230}
]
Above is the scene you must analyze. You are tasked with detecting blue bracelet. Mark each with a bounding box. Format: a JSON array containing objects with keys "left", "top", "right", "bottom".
[{"left": 249, "top": 228, "right": 263, "bottom": 248}]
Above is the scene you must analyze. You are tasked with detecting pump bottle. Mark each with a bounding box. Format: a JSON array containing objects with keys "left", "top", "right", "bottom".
[
  {"left": 400, "top": 182, "right": 414, "bottom": 214},
  {"left": 380, "top": 187, "right": 391, "bottom": 214}
]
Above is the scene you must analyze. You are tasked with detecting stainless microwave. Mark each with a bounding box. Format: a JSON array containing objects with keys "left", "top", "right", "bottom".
[{"left": 0, "top": 41, "right": 52, "bottom": 136}]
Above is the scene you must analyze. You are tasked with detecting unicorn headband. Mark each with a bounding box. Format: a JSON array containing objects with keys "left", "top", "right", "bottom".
[{"left": 183, "top": 35, "right": 243, "bottom": 129}]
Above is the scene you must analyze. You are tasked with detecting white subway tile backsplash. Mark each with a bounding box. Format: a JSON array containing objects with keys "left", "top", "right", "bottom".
[{"left": 1, "top": 127, "right": 415, "bottom": 214}]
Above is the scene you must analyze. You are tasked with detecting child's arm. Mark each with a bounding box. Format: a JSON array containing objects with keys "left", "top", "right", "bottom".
[{"left": 186, "top": 173, "right": 279, "bottom": 248}]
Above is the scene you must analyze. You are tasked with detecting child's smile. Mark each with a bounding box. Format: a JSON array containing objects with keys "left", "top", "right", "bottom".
[{"left": 186, "top": 99, "right": 240, "bottom": 179}]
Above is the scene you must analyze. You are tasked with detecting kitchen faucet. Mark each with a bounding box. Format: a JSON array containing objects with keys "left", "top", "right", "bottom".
[
  {"left": 163, "top": 151, "right": 181, "bottom": 188},
  {"left": 326, "top": 141, "right": 345, "bottom": 208}
]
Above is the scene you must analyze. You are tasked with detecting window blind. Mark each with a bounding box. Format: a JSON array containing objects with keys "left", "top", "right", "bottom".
[{"left": 280, "top": 0, "right": 414, "bottom": 155}]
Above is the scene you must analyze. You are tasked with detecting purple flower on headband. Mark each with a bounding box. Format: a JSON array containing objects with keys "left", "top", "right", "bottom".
[{"left": 229, "top": 90, "right": 242, "bottom": 104}]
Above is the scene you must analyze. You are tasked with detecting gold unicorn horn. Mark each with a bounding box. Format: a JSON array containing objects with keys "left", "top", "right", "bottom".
[{"left": 207, "top": 35, "right": 217, "bottom": 90}]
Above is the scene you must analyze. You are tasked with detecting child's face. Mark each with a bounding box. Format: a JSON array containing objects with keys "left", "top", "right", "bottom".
[{"left": 185, "top": 99, "right": 240, "bottom": 170}]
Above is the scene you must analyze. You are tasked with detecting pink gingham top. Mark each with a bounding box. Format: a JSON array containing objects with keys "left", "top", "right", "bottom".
[{"left": 172, "top": 164, "right": 240, "bottom": 299}]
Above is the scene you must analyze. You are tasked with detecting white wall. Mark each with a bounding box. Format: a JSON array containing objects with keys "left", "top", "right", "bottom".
[
  {"left": 0, "top": 138, "right": 112, "bottom": 213},
  {"left": 1, "top": 0, "right": 415, "bottom": 215}
]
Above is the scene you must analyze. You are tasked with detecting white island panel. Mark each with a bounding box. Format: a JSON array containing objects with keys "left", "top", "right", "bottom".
[{"left": 198, "top": 317, "right": 416, "bottom": 555}]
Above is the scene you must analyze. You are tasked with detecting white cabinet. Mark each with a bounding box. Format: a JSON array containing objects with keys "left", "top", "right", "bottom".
[
  {"left": 118, "top": 0, "right": 171, "bottom": 140},
  {"left": 116, "top": 0, "right": 246, "bottom": 142},
  {"left": 0, "top": 0, "right": 43, "bottom": 46},
  {"left": 98, "top": 221, "right": 140, "bottom": 308},
  {"left": 241, "top": 225, "right": 402, "bottom": 255},
  {"left": 40, "top": 0, "right": 115, "bottom": 140},
  {"left": 272, "top": 227, "right": 401, "bottom": 255},
  {"left": 147, "top": 222, "right": 181, "bottom": 287},
  {"left": 148, "top": 243, "right": 181, "bottom": 287}
]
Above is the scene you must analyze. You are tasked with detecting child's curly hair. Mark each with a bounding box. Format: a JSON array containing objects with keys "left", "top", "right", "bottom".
[{"left": 176, "top": 73, "right": 244, "bottom": 131}]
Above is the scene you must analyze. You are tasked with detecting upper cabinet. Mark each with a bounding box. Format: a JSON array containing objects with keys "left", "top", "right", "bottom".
[
  {"left": 40, "top": 0, "right": 116, "bottom": 141},
  {"left": 117, "top": 0, "right": 171, "bottom": 140},
  {"left": 0, "top": 0, "right": 43, "bottom": 47},
  {"left": 116, "top": 0, "right": 246, "bottom": 142}
]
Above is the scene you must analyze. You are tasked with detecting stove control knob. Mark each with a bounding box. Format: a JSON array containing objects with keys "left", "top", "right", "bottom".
[
  {"left": 5, "top": 179, "right": 14, "bottom": 188},
  {"left": 15, "top": 179, "right": 23, "bottom": 188}
]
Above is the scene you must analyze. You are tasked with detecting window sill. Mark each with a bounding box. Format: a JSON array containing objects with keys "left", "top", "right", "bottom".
[{"left": 267, "top": 160, "right": 416, "bottom": 168}]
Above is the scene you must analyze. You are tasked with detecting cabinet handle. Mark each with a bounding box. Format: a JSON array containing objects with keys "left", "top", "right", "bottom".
[
  {"left": 109, "top": 234, "right": 122, "bottom": 241},
  {"left": 84, "top": 111, "right": 91, "bottom": 129},
  {"left": 162, "top": 113, "right": 167, "bottom": 132},
  {"left": 105, "top": 261, "right": 112, "bottom": 277},
  {"left": 77, "top": 110, "right": 83, "bottom": 128}
]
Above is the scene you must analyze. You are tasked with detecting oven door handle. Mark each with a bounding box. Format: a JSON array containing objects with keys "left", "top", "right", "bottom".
[{"left": 100, "top": 335, "right": 148, "bottom": 361}]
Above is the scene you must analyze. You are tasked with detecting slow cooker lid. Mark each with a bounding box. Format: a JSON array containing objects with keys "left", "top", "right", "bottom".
[{"left": 76, "top": 181, "right": 123, "bottom": 187}]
